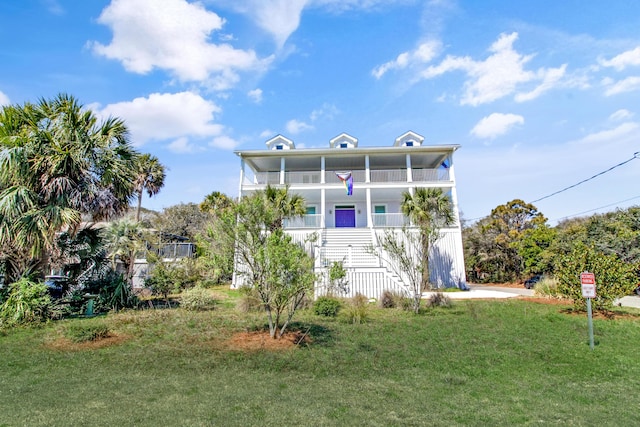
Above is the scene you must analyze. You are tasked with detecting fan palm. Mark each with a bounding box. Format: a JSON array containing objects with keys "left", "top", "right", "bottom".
[
  {"left": 133, "top": 154, "right": 166, "bottom": 221},
  {"left": 401, "top": 187, "right": 455, "bottom": 289},
  {"left": 0, "top": 94, "right": 139, "bottom": 279},
  {"left": 263, "top": 185, "right": 306, "bottom": 231}
]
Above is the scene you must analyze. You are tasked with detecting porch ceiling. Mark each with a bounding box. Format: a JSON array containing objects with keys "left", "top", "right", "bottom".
[{"left": 238, "top": 146, "right": 457, "bottom": 172}]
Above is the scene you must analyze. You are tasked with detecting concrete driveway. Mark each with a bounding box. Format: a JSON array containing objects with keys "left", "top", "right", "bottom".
[{"left": 460, "top": 284, "right": 640, "bottom": 309}]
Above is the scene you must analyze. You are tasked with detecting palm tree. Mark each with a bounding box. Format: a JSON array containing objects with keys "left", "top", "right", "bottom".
[
  {"left": 0, "top": 94, "right": 139, "bottom": 280},
  {"left": 101, "top": 218, "right": 144, "bottom": 284},
  {"left": 401, "top": 187, "right": 455, "bottom": 290},
  {"left": 263, "top": 185, "right": 306, "bottom": 231},
  {"left": 199, "top": 191, "right": 233, "bottom": 214},
  {"left": 133, "top": 154, "right": 166, "bottom": 221}
]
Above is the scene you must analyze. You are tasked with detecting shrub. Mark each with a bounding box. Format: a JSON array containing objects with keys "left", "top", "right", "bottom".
[
  {"left": 427, "top": 292, "right": 452, "bottom": 308},
  {"left": 345, "top": 293, "right": 369, "bottom": 324},
  {"left": 327, "top": 261, "right": 349, "bottom": 296},
  {"left": 83, "top": 272, "right": 139, "bottom": 312},
  {"left": 533, "top": 277, "right": 563, "bottom": 298},
  {"left": 180, "top": 287, "right": 216, "bottom": 311},
  {"left": 0, "top": 278, "right": 51, "bottom": 327},
  {"left": 313, "top": 296, "right": 342, "bottom": 317},
  {"left": 65, "top": 322, "right": 111, "bottom": 343},
  {"left": 237, "top": 287, "right": 263, "bottom": 312},
  {"left": 555, "top": 244, "right": 637, "bottom": 311},
  {"left": 379, "top": 289, "right": 406, "bottom": 309}
]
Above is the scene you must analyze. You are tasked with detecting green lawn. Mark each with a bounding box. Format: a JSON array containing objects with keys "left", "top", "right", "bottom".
[{"left": 2, "top": 293, "right": 640, "bottom": 426}]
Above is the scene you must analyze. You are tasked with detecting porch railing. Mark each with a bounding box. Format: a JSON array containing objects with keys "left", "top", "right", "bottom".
[
  {"left": 249, "top": 168, "right": 449, "bottom": 185},
  {"left": 283, "top": 214, "right": 323, "bottom": 228},
  {"left": 372, "top": 213, "right": 409, "bottom": 227}
]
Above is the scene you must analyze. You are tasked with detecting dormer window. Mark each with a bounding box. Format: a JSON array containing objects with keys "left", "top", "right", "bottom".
[
  {"left": 394, "top": 131, "right": 424, "bottom": 147},
  {"left": 265, "top": 135, "right": 295, "bottom": 150},
  {"left": 340, "top": 143, "right": 348, "bottom": 148},
  {"left": 330, "top": 133, "right": 358, "bottom": 149}
]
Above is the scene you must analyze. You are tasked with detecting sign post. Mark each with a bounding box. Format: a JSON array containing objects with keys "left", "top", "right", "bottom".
[{"left": 580, "top": 272, "right": 596, "bottom": 350}]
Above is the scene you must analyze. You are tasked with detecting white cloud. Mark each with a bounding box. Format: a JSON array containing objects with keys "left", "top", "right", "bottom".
[
  {"left": 286, "top": 119, "right": 314, "bottom": 134},
  {"left": 470, "top": 113, "right": 524, "bottom": 139},
  {"left": 247, "top": 0, "right": 308, "bottom": 49},
  {"left": 0, "top": 91, "right": 10, "bottom": 106},
  {"left": 603, "top": 76, "right": 640, "bottom": 96},
  {"left": 94, "top": 91, "right": 224, "bottom": 146},
  {"left": 609, "top": 109, "right": 634, "bottom": 122},
  {"left": 571, "top": 122, "right": 639, "bottom": 146},
  {"left": 90, "top": 0, "right": 267, "bottom": 88},
  {"left": 310, "top": 103, "right": 339, "bottom": 121},
  {"left": 168, "top": 137, "right": 202, "bottom": 153},
  {"left": 210, "top": 135, "right": 239, "bottom": 149},
  {"left": 260, "top": 129, "right": 275, "bottom": 138},
  {"left": 247, "top": 88, "right": 263, "bottom": 104},
  {"left": 418, "top": 32, "right": 567, "bottom": 106},
  {"left": 372, "top": 40, "right": 441, "bottom": 79},
  {"left": 599, "top": 46, "right": 640, "bottom": 71}
]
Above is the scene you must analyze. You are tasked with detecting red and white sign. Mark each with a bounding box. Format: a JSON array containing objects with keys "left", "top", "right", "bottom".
[{"left": 580, "top": 272, "right": 596, "bottom": 298}]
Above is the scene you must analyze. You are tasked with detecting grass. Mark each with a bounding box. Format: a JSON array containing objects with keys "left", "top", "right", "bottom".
[{"left": 1, "top": 289, "right": 640, "bottom": 426}]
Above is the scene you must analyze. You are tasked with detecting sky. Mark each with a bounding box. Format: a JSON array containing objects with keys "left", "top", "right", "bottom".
[{"left": 1, "top": 0, "right": 640, "bottom": 225}]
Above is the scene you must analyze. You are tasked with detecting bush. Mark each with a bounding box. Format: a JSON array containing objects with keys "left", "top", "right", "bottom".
[
  {"left": 427, "top": 292, "right": 452, "bottom": 308},
  {"left": 379, "top": 289, "right": 407, "bottom": 309},
  {"left": 0, "top": 278, "right": 51, "bottom": 327},
  {"left": 180, "top": 287, "right": 216, "bottom": 311},
  {"left": 555, "top": 244, "right": 637, "bottom": 311},
  {"left": 65, "top": 322, "right": 111, "bottom": 343},
  {"left": 313, "top": 296, "right": 342, "bottom": 317},
  {"left": 533, "top": 277, "right": 563, "bottom": 298},
  {"left": 83, "top": 272, "right": 139, "bottom": 312},
  {"left": 345, "top": 293, "right": 369, "bottom": 324}
]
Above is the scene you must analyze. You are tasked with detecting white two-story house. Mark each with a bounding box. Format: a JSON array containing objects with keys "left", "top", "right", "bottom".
[{"left": 234, "top": 131, "right": 467, "bottom": 299}]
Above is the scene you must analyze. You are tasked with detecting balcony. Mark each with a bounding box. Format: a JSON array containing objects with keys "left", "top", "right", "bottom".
[{"left": 250, "top": 167, "right": 449, "bottom": 186}]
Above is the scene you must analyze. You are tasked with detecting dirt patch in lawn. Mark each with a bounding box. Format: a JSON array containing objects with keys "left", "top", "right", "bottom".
[
  {"left": 225, "top": 330, "right": 311, "bottom": 352},
  {"left": 520, "top": 297, "right": 573, "bottom": 306},
  {"left": 45, "top": 333, "right": 131, "bottom": 351}
]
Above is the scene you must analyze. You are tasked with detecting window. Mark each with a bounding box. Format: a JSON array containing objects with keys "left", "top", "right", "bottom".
[
  {"left": 340, "top": 143, "right": 348, "bottom": 148},
  {"left": 276, "top": 145, "right": 283, "bottom": 150},
  {"left": 374, "top": 205, "right": 386, "bottom": 226},
  {"left": 305, "top": 206, "right": 317, "bottom": 227},
  {"left": 405, "top": 141, "right": 414, "bottom": 147}
]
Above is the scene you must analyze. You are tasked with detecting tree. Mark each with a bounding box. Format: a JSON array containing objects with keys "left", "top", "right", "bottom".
[
  {"left": 401, "top": 188, "right": 455, "bottom": 290},
  {"left": 264, "top": 185, "right": 306, "bottom": 231},
  {"left": 199, "top": 191, "right": 233, "bottom": 214},
  {"left": 218, "top": 188, "right": 314, "bottom": 339},
  {"left": 101, "top": 218, "right": 145, "bottom": 285},
  {"left": 0, "top": 94, "right": 139, "bottom": 281},
  {"left": 133, "top": 154, "right": 166, "bottom": 222},
  {"left": 463, "top": 199, "right": 547, "bottom": 283},
  {"left": 151, "top": 203, "right": 211, "bottom": 241},
  {"left": 368, "top": 227, "right": 425, "bottom": 313}
]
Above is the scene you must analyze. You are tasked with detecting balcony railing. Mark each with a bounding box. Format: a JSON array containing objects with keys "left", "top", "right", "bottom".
[
  {"left": 250, "top": 168, "right": 448, "bottom": 186},
  {"left": 372, "top": 213, "right": 410, "bottom": 227},
  {"left": 283, "top": 214, "right": 323, "bottom": 228}
]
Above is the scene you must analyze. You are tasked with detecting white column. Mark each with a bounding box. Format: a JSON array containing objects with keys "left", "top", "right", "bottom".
[
  {"left": 238, "top": 158, "right": 245, "bottom": 199},
  {"left": 321, "top": 156, "right": 326, "bottom": 184},
  {"left": 448, "top": 155, "right": 461, "bottom": 226},
  {"left": 365, "top": 155, "right": 370, "bottom": 183},
  {"left": 406, "top": 153, "right": 413, "bottom": 183},
  {"left": 280, "top": 157, "right": 285, "bottom": 185},
  {"left": 366, "top": 188, "right": 372, "bottom": 228},
  {"left": 321, "top": 188, "right": 326, "bottom": 228}
]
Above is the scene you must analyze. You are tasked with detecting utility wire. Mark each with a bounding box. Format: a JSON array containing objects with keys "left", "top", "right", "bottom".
[
  {"left": 531, "top": 152, "right": 640, "bottom": 203},
  {"left": 553, "top": 195, "right": 640, "bottom": 222}
]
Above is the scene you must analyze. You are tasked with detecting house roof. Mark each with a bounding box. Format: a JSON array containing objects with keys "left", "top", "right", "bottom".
[{"left": 235, "top": 144, "right": 460, "bottom": 172}]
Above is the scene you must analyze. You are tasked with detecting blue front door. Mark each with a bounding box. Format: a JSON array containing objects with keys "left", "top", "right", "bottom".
[{"left": 335, "top": 209, "right": 355, "bottom": 227}]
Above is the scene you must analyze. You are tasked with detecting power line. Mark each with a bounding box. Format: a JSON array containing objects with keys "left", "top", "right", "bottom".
[
  {"left": 531, "top": 152, "right": 640, "bottom": 203},
  {"left": 553, "top": 195, "right": 640, "bottom": 222}
]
